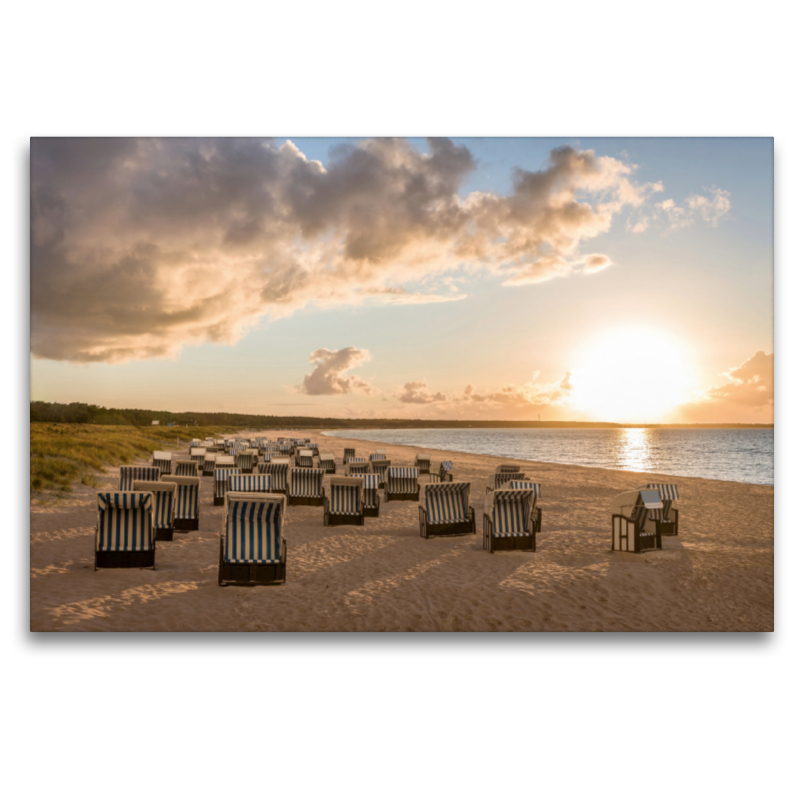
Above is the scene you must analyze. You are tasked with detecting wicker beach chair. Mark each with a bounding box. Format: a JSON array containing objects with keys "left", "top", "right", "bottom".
[
  {"left": 486, "top": 470, "right": 528, "bottom": 493},
  {"left": 133, "top": 480, "right": 176, "bottom": 541},
  {"left": 228, "top": 474, "right": 271, "bottom": 496},
  {"left": 419, "top": 482, "right": 475, "bottom": 538},
  {"left": 175, "top": 459, "right": 200, "bottom": 478},
  {"left": 161, "top": 475, "right": 200, "bottom": 530},
  {"left": 369, "top": 459, "right": 391, "bottom": 488},
  {"left": 213, "top": 467, "right": 241, "bottom": 506},
  {"left": 369, "top": 453, "right": 385, "bottom": 462},
  {"left": 319, "top": 452, "right": 336, "bottom": 474},
  {"left": 261, "top": 462, "right": 289, "bottom": 494},
  {"left": 190, "top": 447, "right": 206, "bottom": 470},
  {"left": 119, "top": 466, "right": 161, "bottom": 491},
  {"left": 414, "top": 454, "right": 432, "bottom": 474},
  {"left": 611, "top": 489, "right": 664, "bottom": 553},
  {"left": 483, "top": 488, "right": 540, "bottom": 553},
  {"left": 218, "top": 492, "right": 287, "bottom": 586},
  {"left": 641, "top": 483, "right": 680, "bottom": 536},
  {"left": 343, "top": 448, "right": 356, "bottom": 464},
  {"left": 287, "top": 468, "right": 325, "bottom": 506},
  {"left": 152, "top": 451, "right": 172, "bottom": 476},
  {"left": 202, "top": 453, "right": 218, "bottom": 477},
  {"left": 323, "top": 476, "right": 364, "bottom": 526},
  {"left": 430, "top": 460, "right": 454, "bottom": 483},
  {"left": 363, "top": 474, "right": 381, "bottom": 517},
  {"left": 235, "top": 450, "right": 257, "bottom": 474},
  {"left": 346, "top": 460, "right": 370, "bottom": 477},
  {"left": 295, "top": 448, "right": 314, "bottom": 468},
  {"left": 307, "top": 442, "right": 320, "bottom": 456},
  {"left": 385, "top": 467, "right": 420, "bottom": 502},
  {"left": 95, "top": 491, "right": 155, "bottom": 569}
]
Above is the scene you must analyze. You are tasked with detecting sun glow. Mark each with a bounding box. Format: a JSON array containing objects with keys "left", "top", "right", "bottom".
[{"left": 569, "top": 326, "right": 695, "bottom": 423}]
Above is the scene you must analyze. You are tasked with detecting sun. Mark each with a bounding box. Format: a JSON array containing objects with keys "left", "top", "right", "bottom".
[{"left": 568, "top": 326, "right": 695, "bottom": 423}]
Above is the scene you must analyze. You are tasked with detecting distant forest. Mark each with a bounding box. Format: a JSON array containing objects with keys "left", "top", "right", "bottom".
[{"left": 29, "top": 402, "right": 773, "bottom": 429}]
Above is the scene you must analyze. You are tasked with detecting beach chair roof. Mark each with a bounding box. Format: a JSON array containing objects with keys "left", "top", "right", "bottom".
[
  {"left": 611, "top": 489, "right": 663, "bottom": 516},
  {"left": 190, "top": 447, "right": 206, "bottom": 455},
  {"left": 216, "top": 455, "right": 235, "bottom": 465},
  {"left": 153, "top": 451, "right": 171, "bottom": 460},
  {"left": 132, "top": 480, "right": 176, "bottom": 494},
  {"left": 319, "top": 451, "right": 335, "bottom": 460},
  {"left": 161, "top": 475, "right": 201, "bottom": 487},
  {"left": 329, "top": 476, "right": 365, "bottom": 488}
]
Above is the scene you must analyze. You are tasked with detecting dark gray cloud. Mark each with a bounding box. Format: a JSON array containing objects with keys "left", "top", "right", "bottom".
[{"left": 31, "top": 138, "right": 653, "bottom": 362}]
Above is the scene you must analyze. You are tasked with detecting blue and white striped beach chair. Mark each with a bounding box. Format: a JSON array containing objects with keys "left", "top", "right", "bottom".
[
  {"left": 190, "top": 448, "right": 206, "bottom": 470},
  {"left": 346, "top": 459, "right": 370, "bottom": 477},
  {"left": 152, "top": 451, "right": 172, "bottom": 476},
  {"left": 385, "top": 467, "right": 420, "bottom": 502},
  {"left": 611, "top": 489, "right": 664, "bottom": 553},
  {"left": 213, "top": 468, "right": 241, "bottom": 506},
  {"left": 287, "top": 468, "right": 325, "bottom": 506},
  {"left": 295, "top": 449, "right": 314, "bottom": 468},
  {"left": 369, "top": 459, "right": 391, "bottom": 488},
  {"left": 419, "top": 482, "right": 474, "bottom": 538},
  {"left": 175, "top": 460, "right": 200, "bottom": 478},
  {"left": 369, "top": 453, "right": 385, "bottom": 462},
  {"left": 228, "top": 474, "right": 271, "bottom": 496},
  {"left": 319, "top": 452, "right": 336, "bottom": 474},
  {"left": 218, "top": 492, "right": 287, "bottom": 586},
  {"left": 162, "top": 475, "right": 201, "bottom": 530},
  {"left": 483, "top": 489, "right": 539, "bottom": 553},
  {"left": 486, "top": 470, "right": 528, "bottom": 493},
  {"left": 414, "top": 454, "right": 432, "bottom": 474},
  {"left": 95, "top": 491, "right": 155, "bottom": 569},
  {"left": 343, "top": 448, "right": 356, "bottom": 463},
  {"left": 643, "top": 483, "right": 680, "bottom": 536},
  {"left": 363, "top": 474, "right": 380, "bottom": 517},
  {"left": 432, "top": 460, "right": 453, "bottom": 483},
  {"left": 261, "top": 462, "right": 289, "bottom": 494},
  {"left": 133, "top": 480, "right": 176, "bottom": 541},
  {"left": 324, "top": 476, "right": 364, "bottom": 526},
  {"left": 307, "top": 442, "right": 319, "bottom": 456},
  {"left": 119, "top": 466, "right": 161, "bottom": 491},
  {"left": 202, "top": 453, "right": 217, "bottom": 477},
  {"left": 235, "top": 450, "right": 257, "bottom": 474}
]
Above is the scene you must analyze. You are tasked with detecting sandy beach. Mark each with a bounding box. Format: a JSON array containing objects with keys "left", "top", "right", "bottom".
[{"left": 29, "top": 429, "right": 774, "bottom": 632}]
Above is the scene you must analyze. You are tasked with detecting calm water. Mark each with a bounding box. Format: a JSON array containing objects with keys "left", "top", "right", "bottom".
[{"left": 325, "top": 428, "right": 774, "bottom": 485}]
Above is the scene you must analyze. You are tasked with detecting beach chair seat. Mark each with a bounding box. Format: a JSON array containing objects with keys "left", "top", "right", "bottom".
[
  {"left": 419, "top": 482, "right": 475, "bottom": 538},
  {"left": 369, "top": 459, "right": 391, "bottom": 488},
  {"left": 319, "top": 452, "right": 336, "bottom": 474},
  {"left": 414, "top": 454, "right": 432, "bottom": 474},
  {"left": 483, "top": 489, "right": 540, "bottom": 553},
  {"left": 295, "top": 448, "right": 314, "bottom": 468},
  {"left": 161, "top": 475, "right": 201, "bottom": 530},
  {"left": 133, "top": 480, "right": 176, "bottom": 541},
  {"left": 324, "top": 477, "right": 365, "bottom": 527},
  {"left": 346, "top": 459, "right": 370, "bottom": 477},
  {"left": 287, "top": 468, "right": 325, "bottom": 506},
  {"left": 385, "top": 467, "right": 420, "bottom": 502},
  {"left": 152, "top": 451, "right": 172, "bottom": 476},
  {"left": 642, "top": 483, "right": 680, "bottom": 536},
  {"left": 202, "top": 453, "right": 218, "bottom": 477},
  {"left": 343, "top": 448, "right": 356, "bottom": 464},
  {"left": 119, "top": 466, "right": 161, "bottom": 491},
  {"left": 218, "top": 492, "right": 287, "bottom": 586},
  {"left": 228, "top": 474, "right": 271, "bottom": 496},
  {"left": 175, "top": 459, "right": 200, "bottom": 478},
  {"left": 486, "top": 470, "right": 528, "bottom": 493},
  {"left": 95, "top": 491, "right": 155, "bottom": 569},
  {"left": 363, "top": 474, "right": 381, "bottom": 517},
  {"left": 213, "top": 468, "right": 241, "bottom": 506},
  {"left": 261, "top": 462, "right": 289, "bottom": 494},
  {"left": 611, "top": 489, "right": 664, "bottom": 553}
]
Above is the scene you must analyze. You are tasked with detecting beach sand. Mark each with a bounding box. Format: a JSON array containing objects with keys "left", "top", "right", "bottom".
[{"left": 30, "top": 429, "right": 774, "bottom": 632}]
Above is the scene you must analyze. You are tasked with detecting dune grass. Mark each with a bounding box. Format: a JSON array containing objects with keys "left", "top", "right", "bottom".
[{"left": 30, "top": 423, "right": 234, "bottom": 495}]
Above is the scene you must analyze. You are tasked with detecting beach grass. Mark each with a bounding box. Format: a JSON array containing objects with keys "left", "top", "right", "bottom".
[{"left": 30, "top": 423, "right": 233, "bottom": 495}]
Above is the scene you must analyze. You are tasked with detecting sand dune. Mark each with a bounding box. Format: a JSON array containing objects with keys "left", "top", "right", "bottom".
[{"left": 29, "top": 429, "right": 774, "bottom": 632}]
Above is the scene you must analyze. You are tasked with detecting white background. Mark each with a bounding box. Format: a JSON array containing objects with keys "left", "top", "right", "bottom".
[{"left": 4, "top": 2, "right": 795, "bottom": 798}]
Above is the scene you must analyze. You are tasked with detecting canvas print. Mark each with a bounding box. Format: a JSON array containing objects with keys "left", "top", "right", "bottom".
[{"left": 29, "top": 137, "right": 773, "bottom": 631}]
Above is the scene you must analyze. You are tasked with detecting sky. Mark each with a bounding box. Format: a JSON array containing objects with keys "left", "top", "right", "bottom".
[{"left": 29, "top": 137, "right": 774, "bottom": 424}]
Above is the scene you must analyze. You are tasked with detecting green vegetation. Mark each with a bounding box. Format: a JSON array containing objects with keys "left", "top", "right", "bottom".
[{"left": 30, "top": 423, "right": 232, "bottom": 496}]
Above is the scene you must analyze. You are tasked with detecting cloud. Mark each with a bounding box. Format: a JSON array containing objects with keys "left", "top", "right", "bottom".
[
  {"left": 581, "top": 254, "right": 612, "bottom": 274},
  {"left": 459, "top": 371, "right": 574, "bottom": 409},
  {"left": 299, "top": 347, "right": 376, "bottom": 396},
  {"left": 693, "top": 351, "right": 773, "bottom": 408},
  {"left": 656, "top": 187, "right": 732, "bottom": 230},
  {"left": 31, "top": 137, "right": 675, "bottom": 362},
  {"left": 397, "top": 380, "right": 446, "bottom": 404}
]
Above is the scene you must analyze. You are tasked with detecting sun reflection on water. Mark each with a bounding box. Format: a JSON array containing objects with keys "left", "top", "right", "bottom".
[{"left": 616, "top": 428, "right": 653, "bottom": 472}]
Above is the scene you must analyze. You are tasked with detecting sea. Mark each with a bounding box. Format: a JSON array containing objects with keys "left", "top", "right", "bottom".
[{"left": 325, "top": 427, "right": 774, "bottom": 486}]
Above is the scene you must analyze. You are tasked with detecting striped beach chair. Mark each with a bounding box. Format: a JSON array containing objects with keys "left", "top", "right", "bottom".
[
  {"left": 324, "top": 476, "right": 364, "bottom": 526},
  {"left": 119, "top": 466, "right": 161, "bottom": 491},
  {"left": 414, "top": 454, "right": 432, "bottom": 474},
  {"left": 369, "top": 459, "right": 391, "bottom": 488},
  {"left": 95, "top": 491, "right": 155, "bottom": 569},
  {"left": 214, "top": 468, "right": 241, "bottom": 506},
  {"left": 287, "top": 468, "right": 325, "bottom": 506},
  {"left": 133, "top": 480, "right": 176, "bottom": 541},
  {"left": 202, "top": 453, "right": 218, "bottom": 477},
  {"left": 295, "top": 448, "right": 314, "bottom": 468},
  {"left": 228, "top": 474, "right": 271, "bottom": 496},
  {"left": 363, "top": 474, "right": 380, "bottom": 517},
  {"left": 343, "top": 448, "right": 356, "bottom": 464},
  {"left": 278, "top": 442, "right": 293, "bottom": 456},
  {"left": 419, "top": 482, "right": 475, "bottom": 538},
  {"left": 611, "top": 489, "right": 664, "bottom": 553},
  {"left": 483, "top": 489, "right": 539, "bottom": 553},
  {"left": 431, "top": 460, "right": 453, "bottom": 483},
  {"left": 190, "top": 447, "right": 206, "bottom": 470},
  {"left": 375, "top": 448, "right": 386, "bottom": 457},
  {"left": 162, "top": 475, "right": 201, "bottom": 530},
  {"left": 152, "top": 451, "right": 172, "bottom": 476},
  {"left": 261, "top": 462, "right": 289, "bottom": 494},
  {"left": 642, "top": 483, "right": 680, "bottom": 536},
  {"left": 307, "top": 442, "right": 320, "bottom": 456},
  {"left": 385, "top": 467, "right": 420, "bottom": 502},
  {"left": 235, "top": 450, "right": 257, "bottom": 474},
  {"left": 486, "top": 470, "right": 528, "bottom": 494},
  {"left": 175, "top": 460, "right": 199, "bottom": 478},
  {"left": 369, "top": 453, "right": 385, "bottom": 462},
  {"left": 319, "top": 452, "right": 336, "bottom": 474},
  {"left": 346, "top": 459, "right": 370, "bottom": 477},
  {"left": 218, "top": 492, "right": 287, "bottom": 586}
]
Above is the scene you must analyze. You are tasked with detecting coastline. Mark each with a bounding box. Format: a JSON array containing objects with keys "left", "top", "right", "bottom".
[{"left": 30, "top": 428, "right": 774, "bottom": 632}]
